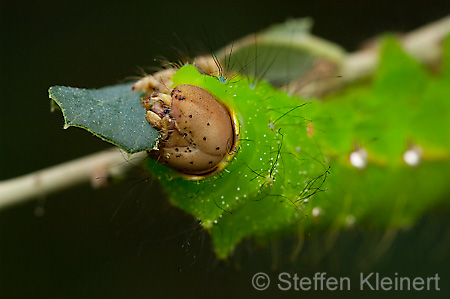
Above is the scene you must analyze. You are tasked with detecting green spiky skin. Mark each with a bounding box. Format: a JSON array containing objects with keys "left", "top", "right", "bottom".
[
  {"left": 146, "top": 37, "right": 450, "bottom": 259},
  {"left": 146, "top": 65, "right": 327, "bottom": 258}
]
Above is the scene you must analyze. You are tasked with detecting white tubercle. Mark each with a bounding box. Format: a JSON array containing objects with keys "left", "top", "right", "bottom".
[
  {"left": 350, "top": 148, "right": 368, "bottom": 169},
  {"left": 403, "top": 146, "right": 422, "bottom": 166},
  {"left": 312, "top": 207, "right": 321, "bottom": 217}
]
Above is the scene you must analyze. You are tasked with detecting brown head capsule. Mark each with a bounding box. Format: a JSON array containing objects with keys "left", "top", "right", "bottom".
[{"left": 142, "top": 85, "right": 237, "bottom": 177}]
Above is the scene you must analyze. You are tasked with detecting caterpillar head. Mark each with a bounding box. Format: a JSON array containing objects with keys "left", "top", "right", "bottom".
[{"left": 141, "top": 84, "right": 238, "bottom": 177}]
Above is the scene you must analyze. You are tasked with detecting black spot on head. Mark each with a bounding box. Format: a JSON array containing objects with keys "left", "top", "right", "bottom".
[
  {"left": 209, "top": 161, "right": 213, "bottom": 164},
  {"left": 189, "top": 161, "right": 193, "bottom": 164},
  {"left": 207, "top": 123, "right": 210, "bottom": 126},
  {"left": 216, "top": 147, "right": 220, "bottom": 150},
  {"left": 175, "top": 148, "right": 179, "bottom": 152},
  {"left": 203, "top": 137, "right": 207, "bottom": 141},
  {"left": 189, "top": 115, "right": 193, "bottom": 118}
]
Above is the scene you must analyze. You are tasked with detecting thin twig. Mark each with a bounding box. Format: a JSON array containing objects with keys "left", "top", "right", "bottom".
[
  {"left": 0, "top": 148, "right": 147, "bottom": 210},
  {"left": 342, "top": 15, "right": 450, "bottom": 82}
]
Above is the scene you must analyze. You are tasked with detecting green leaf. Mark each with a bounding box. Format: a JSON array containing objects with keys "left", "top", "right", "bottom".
[{"left": 49, "top": 83, "right": 159, "bottom": 153}]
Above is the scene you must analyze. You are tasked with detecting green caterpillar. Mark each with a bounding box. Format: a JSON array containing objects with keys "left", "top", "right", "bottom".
[
  {"left": 138, "top": 37, "right": 450, "bottom": 259},
  {"left": 141, "top": 64, "right": 330, "bottom": 258},
  {"left": 50, "top": 35, "right": 450, "bottom": 260}
]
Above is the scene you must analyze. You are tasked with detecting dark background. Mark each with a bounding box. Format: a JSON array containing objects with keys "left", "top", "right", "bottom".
[{"left": 1, "top": 1, "right": 449, "bottom": 298}]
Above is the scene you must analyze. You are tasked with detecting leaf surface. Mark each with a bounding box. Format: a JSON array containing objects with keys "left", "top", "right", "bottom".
[{"left": 49, "top": 83, "right": 159, "bottom": 153}]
